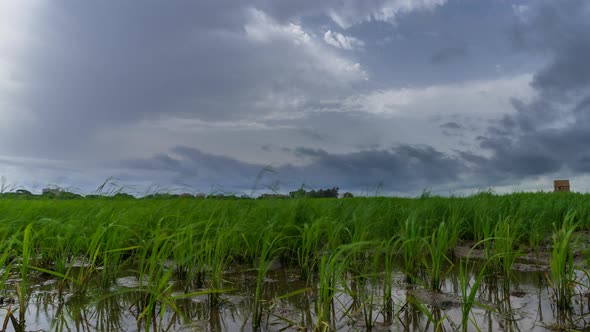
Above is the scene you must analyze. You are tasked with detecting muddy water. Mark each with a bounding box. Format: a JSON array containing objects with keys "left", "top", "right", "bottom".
[{"left": 0, "top": 263, "right": 589, "bottom": 331}]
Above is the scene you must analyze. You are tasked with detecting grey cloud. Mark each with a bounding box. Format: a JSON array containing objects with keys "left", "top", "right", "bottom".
[
  {"left": 257, "top": 0, "right": 447, "bottom": 28},
  {"left": 123, "top": 144, "right": 466, "bottom": 193},
  {"left": 430, "top": 45, "right": 467, "bottom": 64},
  {"left": 476, "top": 1, "right": 590, "bottom": 182},
  {"left": 440, "top": 122, "right": 463, "bottom": 130},
  {"left": 8, "top": 1, "right": 366, "bottom": 159},
  {"left": 440, "top": 121, "right": 466, "bottom": 138},
  {"left": 5, "top": 0, "right": 590, "bottom": 194},
  {"left": 118, "top": 146, "right": 270, "bottom": 193},
  {"left": 293, "top": 147, "right": 329, "bottom": 158}
]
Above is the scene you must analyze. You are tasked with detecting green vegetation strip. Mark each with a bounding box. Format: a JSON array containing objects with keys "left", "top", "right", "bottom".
[{"left": 0, "top": 191, "right": 589, "bottom": 330}]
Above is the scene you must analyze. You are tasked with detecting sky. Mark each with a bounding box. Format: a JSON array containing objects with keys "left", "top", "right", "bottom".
[{"left": 1, "top": 0, "right": 589, "bottom": 196}]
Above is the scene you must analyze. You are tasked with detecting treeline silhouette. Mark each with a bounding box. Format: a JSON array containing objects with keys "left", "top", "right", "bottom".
[{"left": 0, "top": 187, "right": 353, "bottom": 200}]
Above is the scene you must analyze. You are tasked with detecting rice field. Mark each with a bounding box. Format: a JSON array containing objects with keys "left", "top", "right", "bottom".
[{"left": 1, "top": 192, "right": 590, "bottom": 331}]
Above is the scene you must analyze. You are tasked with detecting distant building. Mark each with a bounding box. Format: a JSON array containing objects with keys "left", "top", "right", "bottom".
[{"left": 554, "top": 179, "right": 570, "bottom": 192}]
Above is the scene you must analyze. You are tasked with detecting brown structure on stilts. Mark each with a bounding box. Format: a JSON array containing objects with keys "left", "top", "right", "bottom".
[{"left": 554, "top": 179, "right": 570, "bottom": 192}]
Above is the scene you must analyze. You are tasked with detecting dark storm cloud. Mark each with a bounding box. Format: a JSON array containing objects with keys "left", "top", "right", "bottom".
[
  {"left": 122, "top": 146, "right": 263, "bottom": 185},
  {"left": 296, "top": 145, "right": 464, "bottom": 190},
  {"left": 123, "top": 144, "right": 466, "bottom": 193},
  {"left": 475, "top": 0, "right": 590, "bottom": 181}
]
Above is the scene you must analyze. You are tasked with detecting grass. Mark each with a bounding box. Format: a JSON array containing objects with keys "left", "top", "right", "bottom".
[{"left": 0, "top": 192, "right": 590, "bottom": 329}]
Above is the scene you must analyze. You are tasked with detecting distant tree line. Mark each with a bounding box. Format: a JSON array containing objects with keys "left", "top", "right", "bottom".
[
  {"left": 288, "top": 187, "right": 340, "bottom": 198},
  {"left": 0, "top": 186, "right": 353, "bottom": 200}
]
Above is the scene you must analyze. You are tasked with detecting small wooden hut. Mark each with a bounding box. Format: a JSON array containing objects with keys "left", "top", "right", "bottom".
[{"left": 554, "top": 179, "right": 570, "bottom": 192}]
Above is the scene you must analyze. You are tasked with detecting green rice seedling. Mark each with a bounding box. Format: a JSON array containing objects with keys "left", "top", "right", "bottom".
[
  {"left": 170, "top": 222, "right": 205, "bottom": 290},
  {"left": 266, "top": 287, "right": 312, "bottom": 330},
  {"left": 422, "top": 222, "right": 454, "bottom": 291},
  {"left": 527, "top": 216, "right": 547, "bottom": 264},
  {"left": 9, "top": 222, "right": 37, "bottom": 332},
  {"left": 342, "top": 241, "right": 381, "bottom": 330},
  {"left": 361, "top": 251, "right": 382, "bottom": 330},
  {"left": 413, "top": 301, "right": 448, "bottom": 332},
  {"left": 66, "top": 224, "right": 114, "bottom": 292},
  {"left": 130, "top": 229, "right": 225, "bottom": 331},
  {"left": 379, "top": 238, "right": 396, "bottom": 324},
  {"left": 458, "top": 240, "right": 494, "bottom": 332},
  {"left": 5, "top": 188, "right": 590, "bottom": 330},
  {"left": 296, "top": 218, "right": 341, "bottom": 283},
  {"left": 201, "top": 220, "right": 235, "bottom": 308},
  {"left": 97, "top": 222, "right": 139, "bottom": 289},
  {"left": 33, "top": 218, "right": 74, "bottom": 278},
  {"left": 133, "top": 221, "right": 182, "bottom": 331},
  {"left": 315, "top": 250, "right": 340, "bottom": 330},
  {"left": 478, "top": 215, "right": 495, "bottom": 263},
  {"left": 396, "top": 214, "right": 425, "bottom": 284},
  {"left": 0, "top": 235, "right": 16, "bottom": 331},
  {"left": 492, "top": 216, "right": 521, "bottom": 285},
  {"left": 0, "top": 234, "right": 15, "bottom": 292},
  {"left": 548, "top": 212, "right": 578, "bottom": 310},
  {"left": 315, "top": 242, "right": 371, "bottom": 331},
  {"left": 445, "top": 213, "right": 463, "bottom": 260},
  {"left": 252, "top": 233, "right": 284, "bottom": 329}
]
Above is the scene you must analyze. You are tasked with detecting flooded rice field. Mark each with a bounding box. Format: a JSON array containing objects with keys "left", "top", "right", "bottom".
[
  {"left": 1, "top": 246, "right": 589, "bottom": 332},
  {"left": 3, "top": 195, "right": 590, "bottom": 331}
]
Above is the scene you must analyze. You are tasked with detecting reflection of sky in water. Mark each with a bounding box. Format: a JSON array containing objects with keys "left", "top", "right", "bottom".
[{"left": 1, "top": 265, "right": 589, "bottom": 331}]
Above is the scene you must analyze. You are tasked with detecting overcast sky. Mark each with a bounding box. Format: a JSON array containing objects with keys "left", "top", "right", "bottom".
[{"left": 1, "top": 0, "right": 589, "bottom": 196}]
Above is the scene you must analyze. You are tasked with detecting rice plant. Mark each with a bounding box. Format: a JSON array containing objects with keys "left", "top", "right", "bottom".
[
  {"left": 422, "top": 222, "right": 454, "bottom": 291},
  {"left": 396, "top": 214, "right": 424, "bottom": 284},
  {"left": 548, "top": 212, "right": 578, "bottom": 310},
  {"left": 458, "top": 241, "right": 494, "bottom": 332},
  {"left": 379, "top": 238, "right": 396, "bottom": 324},
  {"left": 2, "top": 190, "right": 590, "bottom": 330},
  {"left": 315, "top": 242, "right": 371, "bottom": 330},
  {"left": 252, "top": 232, "right": 284, "bottom": 329}
]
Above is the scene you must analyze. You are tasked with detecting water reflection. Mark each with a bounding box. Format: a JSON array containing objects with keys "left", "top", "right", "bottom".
[{"left": 1, "top": 263, "right": 589, "bottom": 331}]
